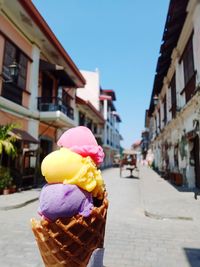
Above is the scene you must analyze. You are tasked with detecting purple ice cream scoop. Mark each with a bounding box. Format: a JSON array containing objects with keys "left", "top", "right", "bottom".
[{"left": 38, "top": 183, "right": 94, "bottom": 221}]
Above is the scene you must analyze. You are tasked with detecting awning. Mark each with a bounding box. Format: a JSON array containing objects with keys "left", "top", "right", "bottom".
[
  {"left": 10, "top": 129, "right": 39, "bottom": 144},
  {"left": 39, "top": 59, "right": 76, "bottom": 87},
  {"left": 39, "top": 59, "right": 64, "bottom": 71},
  {"left": 101, "top": 89, "right": 116, "bottom": 100},
  {"left": 99, "top": 95, "right": 112, "bottom": 101}
]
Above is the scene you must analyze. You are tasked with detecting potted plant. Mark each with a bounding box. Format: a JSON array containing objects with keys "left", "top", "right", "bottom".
[
  {"left": 10, "top": 184, "right": 17, "bottom": 193},
  {"left": 0, "top": 167, "right": 13, "bottom": 194}
]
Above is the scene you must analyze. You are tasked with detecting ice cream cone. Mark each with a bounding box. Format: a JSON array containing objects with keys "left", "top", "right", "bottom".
[{"left": 31, "top": 196, "right": 108, "bottom": 267}]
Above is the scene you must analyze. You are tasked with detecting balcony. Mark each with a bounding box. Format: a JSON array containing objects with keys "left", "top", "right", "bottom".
[{"left": 37, "top": 97, "right": 75, "bottom": 127}]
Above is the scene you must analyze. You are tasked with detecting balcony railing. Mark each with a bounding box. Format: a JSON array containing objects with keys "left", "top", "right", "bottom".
[{"left": 37, "top": 97, "right": 74, "bottom": 120}]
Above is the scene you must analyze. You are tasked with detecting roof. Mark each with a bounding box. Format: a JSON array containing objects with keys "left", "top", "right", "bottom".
[
  {"left": 101, "top": 89, "right": 116, "bottom": 101},
  {"left": 39, "top": 59, "right": 76, "bottom": 87},
  {"left": 149, "top": 0, "right": 188, "bottom": 115},
  {"left": 18, "top": 0, "right": 86, "bottom": 87},
  {"left": 99, "top": 95, "right": 112, "bottom": 101},
  {"left": 76, "top": 96, "right": 105, "bottom": 123}
]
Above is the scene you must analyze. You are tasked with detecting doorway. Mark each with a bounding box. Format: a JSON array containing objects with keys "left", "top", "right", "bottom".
[{"left": 40, "top": 139, "right": 53, "bottom": 164}]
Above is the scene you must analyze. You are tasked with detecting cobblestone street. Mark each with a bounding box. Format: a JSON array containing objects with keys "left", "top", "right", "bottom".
[{"left": 0, "top": 166, "right": 200, "bottom": 267}]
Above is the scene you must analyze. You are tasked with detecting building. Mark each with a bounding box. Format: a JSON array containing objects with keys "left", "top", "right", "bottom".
[
  {"left": 0, "top": 0, "right": 85, "bottom": 188},
  {"left": 147, "top": 0, "right": 200, "bottom": 188},
  {"left": 75, "top": 95, "right": 105, "bottom": 146},
  {"left": 76, "top": 70, "right": 122, "bottom": 168},
  {"left": 76, "top": 70, "right": 104, "bottom": 148},
  {"left": 141, "top": 110, "right": 150, "bottom": 160}
]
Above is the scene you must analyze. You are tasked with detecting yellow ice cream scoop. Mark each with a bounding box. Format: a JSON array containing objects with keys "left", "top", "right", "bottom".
[
  {"left": 91, "top": 170, "right": 105, "bottom": 199},
  {"left": 41, "top": 147, "right": 104, "bottom": 195}
]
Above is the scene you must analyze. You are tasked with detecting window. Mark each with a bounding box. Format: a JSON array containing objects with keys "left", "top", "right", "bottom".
[
  {"left": 2, "top": 40, "right": 28, "bottom": 105},
  {"left": 163, "top": 96, "right": 167, "bottom": 125},
  {"left": 155, "top": 116, "right": 157, "bottom": 135},
  {"left": 183, "top": 37, "right": 194, "bottom": 86},
  {"left": 79, "top": 112, "right": 85, "bottom": 126},
  {"left": 42, "top": 73, "right": 53, "bottom": 99},
  {"left": 86, "top": 118, "right": 92, "bottom": 130},
  {"left": 62, "top": 91, "right": 71, "bottom": 107},
  {"left": 170, "top": 74, "right": 176, "bottom": 119},
  {"left": 181, "top": 35, "right": 196, "bottom": 103},
  {"left": 158, "top": 109, "right": 161, "bottom": 130},
  {"left": 93, "top": 123, "right": 97, "bottom": 134},
  {"left": 17, "top": 53, "right": 28, "bottom": 89}
]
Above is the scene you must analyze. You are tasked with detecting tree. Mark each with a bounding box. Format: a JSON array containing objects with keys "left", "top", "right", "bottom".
[{"left": 0, "top": 123, "right": 17, "bottom": 168}]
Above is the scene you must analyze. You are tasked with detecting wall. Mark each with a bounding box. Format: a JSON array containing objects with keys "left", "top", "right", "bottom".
[
  {"left": 0, "top": 110, "right": 28, "bottom": 129},
  {"left": 77, "top": 70, "right": 100, "bottom": 111}
]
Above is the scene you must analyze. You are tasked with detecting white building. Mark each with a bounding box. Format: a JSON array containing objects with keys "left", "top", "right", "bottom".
[
  {"left": 147, "top": 0, "right": 200, "bottom": 189},
  {"left": 76, "top": 70, "right": 122, "bottom": 167}
]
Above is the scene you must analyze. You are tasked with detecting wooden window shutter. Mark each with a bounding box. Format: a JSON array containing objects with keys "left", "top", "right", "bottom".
[
  {"left": 183, "top": 37, "right": 195, "bottom": 86},
  {"left": 17, "top": 53, "right": 28, "bottom": 90},
  {"left": 171, "top": 74, "right": 176, "bottom": 119}
]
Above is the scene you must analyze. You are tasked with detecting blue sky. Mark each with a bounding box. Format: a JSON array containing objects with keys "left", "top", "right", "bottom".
[{"left": 32, "top": 0, "right": 170, "bottom": 149}]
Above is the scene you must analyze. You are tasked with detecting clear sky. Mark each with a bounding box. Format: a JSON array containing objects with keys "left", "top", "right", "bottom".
[{"left": 32, "top": 0, "right": 170, "bottom": 149}]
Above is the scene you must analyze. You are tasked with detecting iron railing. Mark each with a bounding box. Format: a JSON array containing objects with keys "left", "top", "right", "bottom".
[{"left": 37, "top": 97, "right": 74, "bottom": 120}]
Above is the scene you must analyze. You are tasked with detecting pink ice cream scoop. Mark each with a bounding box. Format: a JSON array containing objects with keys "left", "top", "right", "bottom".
[
  {"left": 38, "top": 183, "right": 94, "bottom": 221},
  {"left": 57, "top": 126, "right": 104, "bottom": 165}
]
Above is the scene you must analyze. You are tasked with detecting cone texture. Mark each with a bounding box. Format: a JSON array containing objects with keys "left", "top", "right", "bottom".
[{"left": 31, "top": 196, "right": 108, "bottom": 267}]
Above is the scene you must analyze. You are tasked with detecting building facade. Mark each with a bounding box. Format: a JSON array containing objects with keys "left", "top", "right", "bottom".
[
  {"left": 0, "top": 0, "right": 85, "bottom": 187},
  {"left": 147, "top": 0, "right": 200, "bottom": 188},
  {"left": 0, "top": 1, "right": 122, "bottom": 189}
]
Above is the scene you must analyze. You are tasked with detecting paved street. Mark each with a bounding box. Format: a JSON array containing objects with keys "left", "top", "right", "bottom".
[
  {"left": 0, "top": 166, "right": 200, "bottom": 267},
  {"left": 103, "top": 167, "right": 200, "bottom": 267}
]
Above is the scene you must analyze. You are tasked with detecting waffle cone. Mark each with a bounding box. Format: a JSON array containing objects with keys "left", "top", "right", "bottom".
[{"left": 31, "top": 195, "right": 108, "bottom": 267}]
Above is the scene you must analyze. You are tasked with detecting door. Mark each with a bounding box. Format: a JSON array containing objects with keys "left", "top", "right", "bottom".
[
  {"left": 40, "top": 139, "right": 53, "bottom": 164},
  {"left": 42, "top": 73, "right": 54, "bottom": 103}
]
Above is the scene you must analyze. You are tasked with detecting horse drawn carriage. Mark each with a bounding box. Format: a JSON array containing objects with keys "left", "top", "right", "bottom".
[{"left": 120, "top": 149, "right": 138, "bottom": 177}]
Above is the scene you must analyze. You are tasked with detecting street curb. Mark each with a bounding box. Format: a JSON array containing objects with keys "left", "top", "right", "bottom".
[{"left": 0, "top": 197, "right": 39, "bottom": 211}]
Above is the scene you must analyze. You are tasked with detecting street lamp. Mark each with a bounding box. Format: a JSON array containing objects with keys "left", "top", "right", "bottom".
[
  {"left": 8, "top": 60, "right": 19, "bottom": 80},
  {"left": 0, "top": 60, "right": 19, "bottom": 83},
  {"left": 153, "top": 95, "right": 159, "bottom": 106}
]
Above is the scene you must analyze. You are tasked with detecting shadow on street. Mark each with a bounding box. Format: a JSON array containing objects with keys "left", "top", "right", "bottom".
[{"left": 184, "top": 248, "right": 200, "bottom": 267}]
